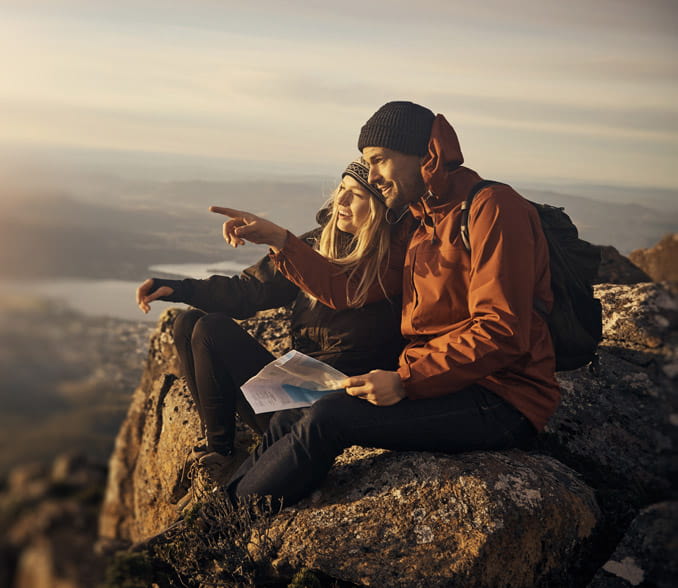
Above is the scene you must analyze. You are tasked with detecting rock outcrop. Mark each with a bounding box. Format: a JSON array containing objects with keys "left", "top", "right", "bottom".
[
  {"left": 97, "top": 282, "right": 677, "bottom": 586},
  {"left": 0, "top": 453, "right": 108, "bottom": 588},
  {"left": 541, "top": 283, "right": 677, "bottom": 504},
  {"left": 538, "top": 282, "right": 677, "bottom": 583},
  {"left": 629, "top": 233, "right": 678, "bottom": 285},
  {"left": 98, "top": 307, "right": 290, "bottom": 544}
]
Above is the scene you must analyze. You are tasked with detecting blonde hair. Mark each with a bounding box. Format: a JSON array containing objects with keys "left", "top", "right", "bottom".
[{"left": 312, "top": 183, "right": 392, "bottom": 308}]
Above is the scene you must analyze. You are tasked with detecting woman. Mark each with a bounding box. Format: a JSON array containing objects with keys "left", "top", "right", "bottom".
[{"left": 135, "top": 158, "right": 409, "bottom": 498}]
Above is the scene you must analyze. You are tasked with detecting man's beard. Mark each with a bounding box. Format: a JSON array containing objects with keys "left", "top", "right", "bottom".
[{"left": 384, "top": 184, "right": 424, "bottom": 211}]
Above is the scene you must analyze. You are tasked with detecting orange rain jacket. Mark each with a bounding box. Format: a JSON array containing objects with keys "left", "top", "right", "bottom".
[{"left": 272, "top": 115, "right": 560, "bottom": 431}]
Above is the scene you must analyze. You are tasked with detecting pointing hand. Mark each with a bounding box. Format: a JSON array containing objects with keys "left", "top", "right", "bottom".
[{"left": 209, "top": 206, "right": 288, "bottom": 251}]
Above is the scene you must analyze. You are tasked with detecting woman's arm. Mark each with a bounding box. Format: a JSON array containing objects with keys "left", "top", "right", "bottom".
[{"left": 136, "top": 254, "right": 300, "bottom": 318}]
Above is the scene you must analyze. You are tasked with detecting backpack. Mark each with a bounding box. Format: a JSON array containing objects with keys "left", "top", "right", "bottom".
[{"left": 461, "top": 180, "right": 602, "bottom": 372}]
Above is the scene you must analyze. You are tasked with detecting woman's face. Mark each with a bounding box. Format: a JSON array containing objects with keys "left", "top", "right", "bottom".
[{"left": 335, "top": 175, "right": 373, "bottom": 235}]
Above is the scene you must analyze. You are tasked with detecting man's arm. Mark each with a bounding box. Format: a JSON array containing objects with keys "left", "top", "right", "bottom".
[
  {"left": 209, "top": 205, "right": 406, "bottom": 309},
  {"left": 269, "top": 231, "right": 405, "bottom": 309}
]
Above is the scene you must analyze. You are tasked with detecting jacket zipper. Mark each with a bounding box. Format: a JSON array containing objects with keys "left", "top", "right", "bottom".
[
  {"left": 422, "top": 191, "right": 439, "bottom": 244},
  {"left": 402, "top": 239, "right": 418, "bottom": 374},
  {"left": 410, "top": 237, "right": 420, "bottom": 324},
  {"left": 409, "top": 194, "right": 439, "bottom": 328},
  {"left": 402, "top": 194, "right": 440, "bottom": 374}
]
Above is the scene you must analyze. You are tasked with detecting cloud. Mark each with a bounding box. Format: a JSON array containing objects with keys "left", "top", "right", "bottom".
[{"left": 1, "top": 0, "right": 677, "bottom": 188}]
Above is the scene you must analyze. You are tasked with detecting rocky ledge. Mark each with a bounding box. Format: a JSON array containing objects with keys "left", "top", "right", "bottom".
[
  {"left": 91, "top": 282, "right": 676, "bottom": 587},
  {"left": 629, "top": 233, "right": 678, "bottom": 285}
]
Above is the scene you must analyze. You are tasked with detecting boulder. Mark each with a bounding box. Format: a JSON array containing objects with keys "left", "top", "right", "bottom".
[
  {"left": 587, "top": 501, "right": 678, "bottom": 588},
  {"left": 629, "top": 233, "right": 678, "bottom": 285},
  {"left": 98, "top": 307, "right": 291, "bottom": 543},
  {"left": 539, "top": 283, "right": 677, "bottom": 508},
  {"left": 259, "top": 448, "right": 599, "bottom": 588},
  {"left": 536, "top": 283, "right": 677, "bottom": 581}
]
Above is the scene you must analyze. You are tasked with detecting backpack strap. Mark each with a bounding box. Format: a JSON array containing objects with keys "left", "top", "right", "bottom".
[{"left": 461, "top": 180, "right": 504, "bottom": 252}]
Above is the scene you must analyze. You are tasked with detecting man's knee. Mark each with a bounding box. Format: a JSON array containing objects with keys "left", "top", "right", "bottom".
[
  {"left": 302, "top": 392, "right": 355, "bottom": 441},
  {"left": 268, "top": 409, "right": 306, "bottom": 440}
]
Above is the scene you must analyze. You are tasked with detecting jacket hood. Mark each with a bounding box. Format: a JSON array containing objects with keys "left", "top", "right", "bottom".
[{"left": 420, "top": 114, "right": 464, "bottom": 198}]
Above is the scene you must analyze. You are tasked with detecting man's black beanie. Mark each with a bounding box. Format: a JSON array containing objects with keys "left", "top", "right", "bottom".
[{"left": 358, "top": 101, "right": 435, "bottom": 156}]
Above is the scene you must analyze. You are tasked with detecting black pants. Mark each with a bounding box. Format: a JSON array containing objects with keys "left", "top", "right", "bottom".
[
  {"left": 227, "top": 384, "right": 536, "bottom": 507},
  {"left": 173, "top": 310, "right": 274, "bottom": 454}
]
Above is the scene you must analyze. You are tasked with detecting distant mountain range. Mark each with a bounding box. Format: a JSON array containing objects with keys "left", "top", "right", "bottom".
[
  {"left": 1, "top": 175, "right": 676, "bottom": 280},
  {"left": 520, "top": 187, "right": 677, "bottom": 253}
]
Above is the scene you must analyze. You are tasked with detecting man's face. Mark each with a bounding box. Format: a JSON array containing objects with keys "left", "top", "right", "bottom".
[{"left": 362, "top": 147, "right": 426, "bottom": 210}]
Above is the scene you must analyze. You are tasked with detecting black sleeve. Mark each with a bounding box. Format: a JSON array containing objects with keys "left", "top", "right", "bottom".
[{"left": 151, "top": 228, "right": 319, "bottom": 319}]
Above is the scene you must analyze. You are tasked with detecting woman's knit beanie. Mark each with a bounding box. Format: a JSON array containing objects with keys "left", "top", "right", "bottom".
[
  {"left": 358, "top": 101, "right": 435, "bottom": 156},
  {"left": 342, "top": 157, "right": 385, "bottom": 205}
]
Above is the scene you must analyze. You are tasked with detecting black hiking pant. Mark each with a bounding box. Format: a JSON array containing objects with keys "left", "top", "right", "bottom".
[
  {"left": 173, "top": 310, "right": 274, "bottom": 455},
  {"left": 227, "top": 384, "right": 536, "bottom": 507}
]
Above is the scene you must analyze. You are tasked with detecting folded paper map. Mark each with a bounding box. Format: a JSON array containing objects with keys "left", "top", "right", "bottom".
[{"left": 241, "top": 350, "right": 348, "bottom": 413}]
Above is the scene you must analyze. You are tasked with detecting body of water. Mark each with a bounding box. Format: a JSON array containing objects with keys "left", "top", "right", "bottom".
[
  {"left": 0, "top": 260, "right": 250, "bottom": 322},
  {"left": 149, "top": 260, "right": 248, "bottom": 280}
]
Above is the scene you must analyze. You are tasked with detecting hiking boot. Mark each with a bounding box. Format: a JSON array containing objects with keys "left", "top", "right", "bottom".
[
  {"left": 169, "top": 443, "right": 209, "bottom": 504},
  {"left": 197, "top": 450, "right": 236, "bottom": 487},
  {"left": 198, "top": 450, "right": 233, "bottom": 467}
]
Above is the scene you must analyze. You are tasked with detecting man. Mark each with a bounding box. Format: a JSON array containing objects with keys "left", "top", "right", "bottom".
[{"left": 224, "top": 101, "right": 560, "bottom": 506}]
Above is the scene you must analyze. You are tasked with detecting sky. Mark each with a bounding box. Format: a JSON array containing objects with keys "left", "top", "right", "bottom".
[{"left": 0, "top": 0, "right": 677, "bottom": 188}]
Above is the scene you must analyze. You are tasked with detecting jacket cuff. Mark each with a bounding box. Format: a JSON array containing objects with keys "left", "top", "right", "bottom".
[
  {"left": 397, "top": 364, "right": 417, "bottom": 399},
  {"left": 151, "top": 278, "right": 186, "bottom": 303},
  {"left": 269, "top": 231, "right": 302, "bottom": 263}
]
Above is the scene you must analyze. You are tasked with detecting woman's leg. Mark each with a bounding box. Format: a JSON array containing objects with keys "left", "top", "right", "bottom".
[
  {"left": 173, "top": 309, "right": 208, "bottom": 427},
  {"left": 188, "top": 313, "right": 275, "bottom": 455}
]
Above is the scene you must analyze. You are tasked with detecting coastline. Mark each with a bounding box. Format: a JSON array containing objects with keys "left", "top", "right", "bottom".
[{"left": 0, "top": 258, "right": 250, "bottom": 323}]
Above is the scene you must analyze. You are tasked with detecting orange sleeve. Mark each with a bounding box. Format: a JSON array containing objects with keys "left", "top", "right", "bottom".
[
  {"left": 398, "top": 188, "right": 546, "bottom": 397},
  {"left": 270, "top": 227, "right": 407, "bottom": 310}
]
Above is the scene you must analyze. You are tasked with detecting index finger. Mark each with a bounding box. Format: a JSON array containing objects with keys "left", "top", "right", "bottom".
[{"left": 209, "top": 206, "right": 251, "bottom": 219}]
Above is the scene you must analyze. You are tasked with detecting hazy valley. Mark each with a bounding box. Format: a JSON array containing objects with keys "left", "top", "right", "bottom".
[{"left": 0, "top": 296, "right": 152, "bottom": 477}]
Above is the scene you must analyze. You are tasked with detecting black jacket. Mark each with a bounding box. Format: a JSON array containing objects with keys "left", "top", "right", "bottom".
[{"left": 158, "top": 231, "right": 405, "bottom": 376}]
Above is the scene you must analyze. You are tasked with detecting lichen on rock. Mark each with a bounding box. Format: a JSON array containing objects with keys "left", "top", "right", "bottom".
[{"left": 258, "top": 449, "right": 599, "bottom": 588}]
